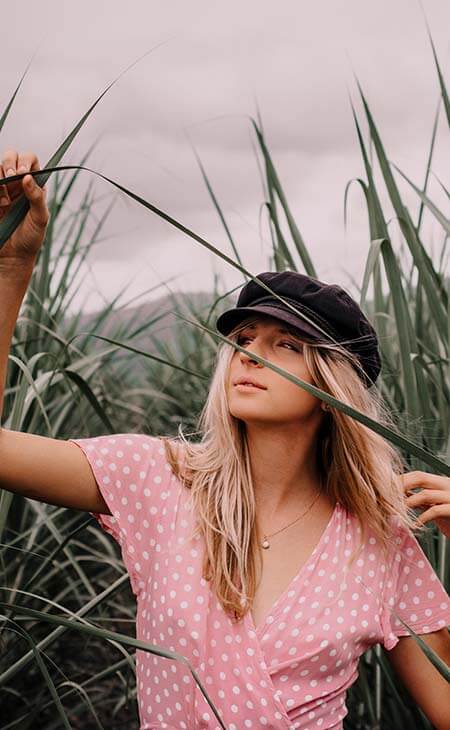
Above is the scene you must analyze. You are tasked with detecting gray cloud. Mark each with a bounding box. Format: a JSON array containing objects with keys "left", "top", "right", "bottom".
[{"left": 1, "top": 0, "right": 449, "bottom": 312}]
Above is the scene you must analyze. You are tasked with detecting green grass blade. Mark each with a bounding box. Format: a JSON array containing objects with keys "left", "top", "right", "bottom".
[
  {"left": 0, "top": 56, "right": 34, "bottom": 132},
  {"left": 0, "top": 574, "right": 130, "bottom": 684},
  {"left": 254, "top": 125, "right": 297, "bottom": 271},
  {"left": 2, "top": 620, "right": 72, "bottom": 729},
  {"left": 24, "top": 517, "right": 92, "bottom": 594},
  {"left": 50, "top": 138, "right": 102, "bottom": 225},
  {"left": 417, "top": 98, "right": 441, "bottom": 232},
  {"left": 351, "top": 101, "right": 436, "bottom": 440},
  {"left": 426, "top": 25, "right": 450, "bottom": 128},
  {"left": 250, "top": 118, "right": 317, "bottom": 276},
  {"left": 356, "top": 81, "right": 448, "bottom": 338},
  {"left": 191, "top": 144, "right": 244, "bottom": 269},
  {"left": 66, "top": 333, "right": 209, "bottom": 381},
  {"left": 61, "top": 369, "right": 115, "bottom": 432},
  {"left": 360, "top": 238, "right": 385, "bottom": 310},
  {"left": 0, "top": 43, "right": 168, "bottom": 248},
  {"left": 8, "top": 656, "right": 134, "bottom": 730},
  {"left": 5, "top": 354, "right": 53, "bottom": 434},
  {"left": 343, "top": 177, "right": 369, "bottom": 233},
  {"left": 392, "top": 162, "right": 450, "bottom": 237},
  {"left": 349, "top": 101, "right": 388, "bottom": 239}
]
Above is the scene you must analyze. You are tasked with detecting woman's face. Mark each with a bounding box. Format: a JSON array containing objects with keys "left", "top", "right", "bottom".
[{"left": 227, "top": 314, "right": 324, "bottom": 427}]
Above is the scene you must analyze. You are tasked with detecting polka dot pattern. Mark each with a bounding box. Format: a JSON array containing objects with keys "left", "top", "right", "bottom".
[
  {"left": 70, "top": 434, "right": 450, "bottom": 729},
  {"left": 380, "top": 525, "right": 450, "bottom": 650}
]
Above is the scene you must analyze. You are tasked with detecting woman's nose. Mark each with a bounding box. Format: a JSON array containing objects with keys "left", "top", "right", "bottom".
[{"left": 239, "top": 345, "right": 263, "bottom": 366}]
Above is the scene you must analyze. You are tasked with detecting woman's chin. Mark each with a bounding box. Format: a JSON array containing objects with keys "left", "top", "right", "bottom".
[
  {"left": 227, "top": 391, "right": 276, "bottom": 422},
  {"left": 228, "top": 406, "right": 271, "bottom": 423}
]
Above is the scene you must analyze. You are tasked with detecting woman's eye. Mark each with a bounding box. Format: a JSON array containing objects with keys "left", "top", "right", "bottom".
[{"left": 237, "top": 335, "right": 300, "bottom": 351}]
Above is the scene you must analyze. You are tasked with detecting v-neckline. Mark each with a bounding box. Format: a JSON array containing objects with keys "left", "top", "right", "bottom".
[{"left": 248, "top": 500, "right": 340, "bottom": 637}]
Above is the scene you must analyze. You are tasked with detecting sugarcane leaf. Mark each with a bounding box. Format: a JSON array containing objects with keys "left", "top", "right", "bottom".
[
  {"left": 0, "top": 42, "right": 168, "bottom": 248},
  {"left": 392, "top": 162, "right": 450, "bottom": 237}
]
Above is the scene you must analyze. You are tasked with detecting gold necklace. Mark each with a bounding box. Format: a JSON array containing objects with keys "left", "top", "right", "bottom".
[{"left": 259, "top": 486, "right": 323, "bottom": 550}]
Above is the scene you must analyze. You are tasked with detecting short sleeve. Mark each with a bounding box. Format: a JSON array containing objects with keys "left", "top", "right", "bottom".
[
  {"left": 69, "top": 432, "right": 165, "bottom": 597},
  {"left": 381, "top": 526, "right": 450, "bottom": 650}
]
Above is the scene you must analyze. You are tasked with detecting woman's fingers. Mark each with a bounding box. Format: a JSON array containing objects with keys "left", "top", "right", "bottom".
[
  {"left": 406, "top": 489, "right": 450, "bottom": 508},
  {"left": 19, "top": 152, "right": 40, "bottom": 178},
  {"left": 400, "top": 471, "right": 450, "bottom": 494},
  {"left": 1, "top": 149, "right": 18, "bottom": 203},
  {"left": 402, "top": 474, "right": 450, "bottom": 536},
  {"left": 0, "top": 164, "right": 9, "bottom": 206},
  {"left": 22, "top": 173, "right": 49, "bottom": 230},
  {"left": 412, "top": 503, "right": 450, "bottom": 527},
  {"left": 0, "top": 151, "right": 46, "bottom": 225},
  {"left": 0, "top": 148, "right": 49, "bottom": 259},
  {"left": 0, "top": 150, "right": 40, "bottom": 205}
]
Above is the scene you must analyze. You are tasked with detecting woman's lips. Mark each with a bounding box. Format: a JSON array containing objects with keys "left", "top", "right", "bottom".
[{"left": 234, "top": 383, "right": 265, "bottom": 390}]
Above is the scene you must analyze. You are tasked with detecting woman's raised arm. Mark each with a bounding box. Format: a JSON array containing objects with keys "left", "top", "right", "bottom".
[{"left": 0, "top": 149, "right": 109, "bottom": 515}]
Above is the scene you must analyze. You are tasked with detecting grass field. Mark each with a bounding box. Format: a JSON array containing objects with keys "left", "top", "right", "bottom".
[{"left": 0, "top": 29, "right": 449, "bottom": 730}]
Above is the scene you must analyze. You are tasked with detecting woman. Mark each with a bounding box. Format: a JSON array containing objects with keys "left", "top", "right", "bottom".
[{"left": 0, "top": 151, "right": 449, "bottom": 730}]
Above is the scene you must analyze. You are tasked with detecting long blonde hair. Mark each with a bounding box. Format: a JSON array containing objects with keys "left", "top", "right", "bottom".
[{"left": 161, "top": 315, "right": 422, "bottom": 623}]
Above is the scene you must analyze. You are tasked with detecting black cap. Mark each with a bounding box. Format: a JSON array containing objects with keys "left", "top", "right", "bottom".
[{"left": 215, "top": 271, "right": 382, "bottom": 387}]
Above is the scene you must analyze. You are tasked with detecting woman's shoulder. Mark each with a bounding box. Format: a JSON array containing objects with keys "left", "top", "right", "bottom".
[
  {"left": 159, "top": 435, "right": 201, "bottom": 486},
  {"left": 338, "top": 503, "right": 410, "bottom": 553},
  {"left": 70, "top": 432, "right": 189, "bottom": 486}
]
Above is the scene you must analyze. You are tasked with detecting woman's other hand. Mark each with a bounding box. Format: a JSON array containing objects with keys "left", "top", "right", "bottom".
[{"left": 401, "top": 471, "right": 450, "bottom": 538}]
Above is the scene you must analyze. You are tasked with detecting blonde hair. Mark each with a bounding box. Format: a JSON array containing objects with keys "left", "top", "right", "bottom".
[{"left": 161, "top": 315, "right": 422, "bottom": 623}]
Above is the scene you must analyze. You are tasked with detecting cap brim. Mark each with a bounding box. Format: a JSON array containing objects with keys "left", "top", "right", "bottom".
[{"left": 215, "top": 304, "right": 330, "bottom": 342}]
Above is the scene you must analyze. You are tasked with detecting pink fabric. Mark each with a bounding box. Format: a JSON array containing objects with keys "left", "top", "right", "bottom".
[{"left": 70, "top": 433, "right": 450, "bottom": 730}]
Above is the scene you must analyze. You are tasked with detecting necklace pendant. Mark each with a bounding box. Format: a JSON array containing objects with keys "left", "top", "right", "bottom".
[{"left": 261, "top": 537, "right": 270, "bottom": 549}]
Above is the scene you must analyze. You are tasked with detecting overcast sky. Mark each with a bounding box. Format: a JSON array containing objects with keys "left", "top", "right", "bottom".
[{"left": 2, "top": 0, "right": 449, "bottom": 313}]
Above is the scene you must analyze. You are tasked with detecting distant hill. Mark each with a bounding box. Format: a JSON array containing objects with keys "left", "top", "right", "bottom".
[{"left": 66, "top": 290, "right": 228, "bottom": 354}]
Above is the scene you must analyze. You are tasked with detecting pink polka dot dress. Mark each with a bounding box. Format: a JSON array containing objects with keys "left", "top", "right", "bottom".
[{"left": 70, "top": 434, "right": 450, "bottom": 730}]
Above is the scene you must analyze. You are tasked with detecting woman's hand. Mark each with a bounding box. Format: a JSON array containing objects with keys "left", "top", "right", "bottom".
[
  {"left": 401, "top": 471, "right": 450, "bottom": 538},
  {"left": 0, "top": 149, "right": 50, "bottom": 262}
]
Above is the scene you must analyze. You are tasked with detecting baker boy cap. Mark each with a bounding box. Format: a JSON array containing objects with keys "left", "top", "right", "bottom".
[{"left": 215, "top": 271, "right": 382, "bottom": 387}]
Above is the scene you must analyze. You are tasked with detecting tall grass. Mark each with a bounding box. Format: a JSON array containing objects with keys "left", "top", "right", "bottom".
[{"left": 0, "top": 29, "right": 449, "bottom": 729}]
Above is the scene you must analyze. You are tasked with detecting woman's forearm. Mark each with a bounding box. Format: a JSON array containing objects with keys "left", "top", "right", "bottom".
[{"left": 0, "top": 257, "right": 36, "bottom": 422}]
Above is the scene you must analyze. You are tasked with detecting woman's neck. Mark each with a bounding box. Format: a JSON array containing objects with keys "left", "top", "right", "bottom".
[{"left": 245, "top": 422, "right": 322, "bottom": 516}]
